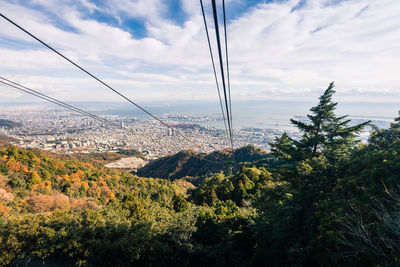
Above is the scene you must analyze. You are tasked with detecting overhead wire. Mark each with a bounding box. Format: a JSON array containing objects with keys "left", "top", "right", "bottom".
[
  {"left": 199, "top": 0, "right": 230, "bottom": 145},
  {"left": 0, "top": 12, "right": 235, "bottom": 165},
  {"left": 221, "top": 0, "right": 235, "bottom": 171},
  {"left": 222, "top": 0, "right": 233, "bottom": 135},
  {"left": 0, "top": 76, "right": 120, "bottom": 127},
  {"left": 0, "top": 78, "right": 120, "bottom": 127},
  {"left": 0, "top": 13, "right": 180, "bottom": 134},
  {"left": 210, "top": 0, "right": 233, "bottom": 147},
  {"left": 0, "top": 12, "right": 204, "bottom": 145},
  {"left": 1, "top": 78, "right": 234, "bottom": 164},
  {"left": 1, "top": 78, "right": 233, "bottom": 164}
]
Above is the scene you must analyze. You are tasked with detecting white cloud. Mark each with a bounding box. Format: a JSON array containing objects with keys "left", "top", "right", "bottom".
[
  {"left": 0, "top": 0, "right": 400, "bottom": 104},
  {"left": 103, "top": 0, "right": 167, "bottom": 25}
]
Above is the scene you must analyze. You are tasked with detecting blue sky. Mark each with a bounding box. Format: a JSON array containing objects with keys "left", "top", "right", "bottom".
[{"left": 1, "top": 0, "right": 400, "bottom": 104}]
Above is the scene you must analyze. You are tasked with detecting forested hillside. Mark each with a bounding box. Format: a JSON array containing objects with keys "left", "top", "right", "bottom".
[
  {"left": 0, "top": 119, "right": 21, "bottom": 129},
  {"left": 1, "top": 84, "right": 399, "bottom": 266},
  {"left": 137, "top": 145, "right": 268, "bottom": 179}
]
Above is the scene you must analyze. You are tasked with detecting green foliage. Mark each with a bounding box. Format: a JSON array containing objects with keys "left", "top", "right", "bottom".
[
  {"left": 335, "top": 113, "right": 400, "bottom": 203},
  {"left": 0, "top": 143, "right": 260, "bottom": 266},
  {"left": 255, "top": 85, "right": 398, "bottom": 266},
  {"left": 192, "top": 206, "right": 257, "bottom": 266},
  {"left": 271, "top": 82, "right": 370, "bottom": 162},
  {"left": 193, "top": 167, "right": 276, "bottom": 207},
  {"left": 0, "top": 90, "right": 399, "bottom": 266},
  {"left": 270, "top": 132, "right": 294, "bottom": 160},
  {"left": 0, "top": 207, "right": 197, "bottom": 266},
  {"left": 29, "top": 171, "right": 41, "bottom": 185},
  {"left": 172, "top": 194, "right": 189, "bottom": 212}
]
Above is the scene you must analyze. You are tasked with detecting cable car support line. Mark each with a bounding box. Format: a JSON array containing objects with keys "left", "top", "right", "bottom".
[
  {"left": 222, "top": 0, "right": 233, "bottom": 134},
  {"left": 0, "top": 13, "right": 175, "bottom": 132},
  {"left": 210, "top": 0, "right": 233, "bottom": 147},
  {"left": 199, "top": 0, "right": 230, "bottom": 145},
  {"left": 0, "top": 78, "right": 120, "bottom": 127}
]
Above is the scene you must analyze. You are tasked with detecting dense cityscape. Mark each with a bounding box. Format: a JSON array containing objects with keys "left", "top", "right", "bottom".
[{"left": 0, "top": 108, "right": 299, "bottom": 158}]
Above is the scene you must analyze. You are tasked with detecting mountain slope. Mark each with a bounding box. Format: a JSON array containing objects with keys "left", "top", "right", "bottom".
[
  {"left": 137, "top": 145, "right": 269, "bottom": 179},
  {"left": 0, "top": 119, "right": 21, "bottom": 128},
  {"left": 0, "top": 143, "right": 186, "bottom": 216}
]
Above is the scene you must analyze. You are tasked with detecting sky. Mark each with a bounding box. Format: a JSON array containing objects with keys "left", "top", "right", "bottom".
[{"left": 0, "top": 0, "right": 400, "bottom": 104}]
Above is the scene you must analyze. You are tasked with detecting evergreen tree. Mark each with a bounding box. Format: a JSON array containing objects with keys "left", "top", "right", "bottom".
[
  {"left": 207, "top": 188, "right": 218, "bottom": 206},
  {"left": 271, "top": 82, "right": 370, "bottom": 161},
  {"left": 234, "top": 181, "right": 247, "bottom": 204},
  {"left": 368, "top": 111, "right": 400, "bottom": 149},
  {"left": 228, "top": 181, "right": 234, "bottom": 192},
  {"left": 172, "top": 194, "right": 189, "bottom": 212}
]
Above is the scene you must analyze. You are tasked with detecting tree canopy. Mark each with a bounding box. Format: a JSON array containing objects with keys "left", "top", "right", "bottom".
[
  {"left": 0, "top": 84, "right": 398, "bottom": 266},
  {"left": 271, "top": 82, "right": 370, "bottom": 162}
]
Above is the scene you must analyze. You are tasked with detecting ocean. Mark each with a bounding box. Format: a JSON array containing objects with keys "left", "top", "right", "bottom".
[
  {"left": 1, "top": 100, "right": 398, "bottom": 131},
  {"left": 88, "top": 100, "right": 399, "bottom": 131}
]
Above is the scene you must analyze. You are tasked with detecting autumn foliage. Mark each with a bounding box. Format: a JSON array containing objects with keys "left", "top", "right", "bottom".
[{"left": 0, "top": 87, "right": 399, "bottom": 266}]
